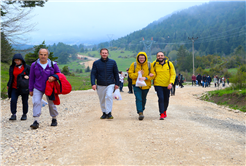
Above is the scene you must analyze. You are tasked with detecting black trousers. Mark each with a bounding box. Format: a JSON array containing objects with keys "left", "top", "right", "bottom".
[
  {"left": 128, "top": 81, "right": 133, "bottom": 93},
  {"left": 10, "top": 88, "right": 29, "bottom": 115}
]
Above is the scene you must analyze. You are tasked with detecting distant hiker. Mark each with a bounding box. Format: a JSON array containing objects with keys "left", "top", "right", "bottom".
[
  {"left": 202, "top": 75, "right": 207, "bottom": 88},
  {"left": 178, "top": 74, "right": 184, "bottom": 88},
  {"left": 171, "top": 75, "right": 178, "bottom": 96},
  {"left": 152, "top": 51, "right": 176, "bottom": 120},
  {"left": 222, "top": 76, "right": 225, "bottom": 87},
  {"left": 207, "top": 75, "right": 211, "bottom": 87},
  {"left": 227, "top": 78, "right": 230, "bottom": 85},
  {"left": 91, "top": 48, "right": 119, "bottom": 119},
  {"left": 191, "top": 74, "right": 196, "bottom": 86},
  {"left": 7, "top": 54, "right": 30, "bottom": 121},
  {"left": 118, "top": 71, "right": 125, "bottom": 92},
  {"left": 126, "top": 68, "right": 133, "bottom": 94},
  {"left": 29, "top": 48, "right": 61, "bottom": 129},
  {"left": 128, "top": 52, "right": 155, "bottom": 120},
  {"left": 213, "top": 76, "right": 217, "bottom": 87},
  {"left": 196, "top": 74, "right": 202, "bottom": 86}
]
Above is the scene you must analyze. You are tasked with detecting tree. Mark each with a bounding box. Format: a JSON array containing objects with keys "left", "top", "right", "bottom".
[
  {"left": 25, "top": 41, "right": 58, "bottom": 65},
  {"left": 85, "top": 66, "right": 90, "bottom": 72},
  {"left": 57, "top": 52, "right": 69, "bottom": 64},
  {"left": 1, "top": 1, "right": 47, "bottom": 44},
  {"left": 1, "top": 32, "right": 14, "bottom": 63},
  {"left": 62, "top": 66, "right": 70, "bottom": 75}
]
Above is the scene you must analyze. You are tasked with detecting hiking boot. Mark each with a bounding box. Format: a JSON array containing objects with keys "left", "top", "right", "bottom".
[
  {"left": 9, "top": 114, "right": 16, "bottom": 120},
  {"left": 30, "top": 121, "right": 39, "bottom": 129},
  {"left": 164, "top": 111, "right": 167, "bottom": 118},
  {"left": 51, "top": 119, "right": 57, "bottom": 126},
  {"left": 100, "top": 112, "right": 107, "bottom": 119},
  {"left": 107, "top": 112, "right": 114, "bottom": 119},
  {"left": 20, "top": 114, "right": 27, "bottom": 120},
  {"left": 138, "top": 112, "right": 144, "bottom": 120},
  {"left": 160, "top": 113, "right": 165, "bottom": 120}
]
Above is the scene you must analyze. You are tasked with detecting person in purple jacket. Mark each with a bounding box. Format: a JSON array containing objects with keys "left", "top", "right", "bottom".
[{"left": 29, "top": 48, "right": 61, "bottom": 129}]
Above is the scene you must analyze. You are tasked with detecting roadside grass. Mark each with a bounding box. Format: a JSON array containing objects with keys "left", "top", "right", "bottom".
[
  {"left": 228, "top": 68, "right": 238, "bottom": 75},
  {"left": 1, "top": 62, "right": 10, "bottom": 98},
  {"left": 201, "top": 87, "right": 246, "bottom": 112}
]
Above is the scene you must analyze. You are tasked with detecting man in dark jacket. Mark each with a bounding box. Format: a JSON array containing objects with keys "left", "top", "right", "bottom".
[
  {"left": 91, "top": 48, "right": 119, "bottom": 119},
  {"left": 7, "top": 54, "right": 30, "bottom": 120},
  {"left": 196, "top": 74, "right": 202, "bottom": 86}
]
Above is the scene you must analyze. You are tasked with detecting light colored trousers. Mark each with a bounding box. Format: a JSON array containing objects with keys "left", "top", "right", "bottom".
[
  {"left": 32, "top": 88, "right": 58, "bottom": 117},
  {"left": 97, "top": 84, "right": 115, "bottom": 114}
]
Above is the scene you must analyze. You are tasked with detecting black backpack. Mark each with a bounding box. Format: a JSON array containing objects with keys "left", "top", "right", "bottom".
[{"left": 17, "top": 68, "right": 29, "bottom": 95}]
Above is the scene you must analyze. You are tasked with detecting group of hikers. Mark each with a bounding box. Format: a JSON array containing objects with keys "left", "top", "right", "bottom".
[
  {"left": 7, "top": 48, "right": 176, "bottom": 130},
  {"left": 7, "top": 48, "right": 72, "bottom": 129},
  {"left": 192, "top": 74, "right": 229, "bottom": 88}
]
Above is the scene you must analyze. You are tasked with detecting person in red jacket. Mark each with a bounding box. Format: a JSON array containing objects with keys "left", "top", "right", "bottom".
[
  {"left": 7, "top": 54, "right": 30, "bottom": 121},
  {"left": 191, "top": 74, "right": 196, "bottom": 86}
]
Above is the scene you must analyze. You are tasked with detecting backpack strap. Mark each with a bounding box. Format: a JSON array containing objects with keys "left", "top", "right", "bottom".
[
  {"left": 148, "top": 62, "right": 151, "bottom": 74},
  {"left": 34, "top": 60, "right": 54, "bottom": 68},
  {"left": 134, "top": 62, "right": 137, "bottom": 73}
]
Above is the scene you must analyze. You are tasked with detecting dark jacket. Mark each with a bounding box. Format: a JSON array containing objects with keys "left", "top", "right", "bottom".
[
  {"left": 90, "top": 57, "right": 119, "bottom": 86},
  {"left": 197, "top": 74, "right": 202, "bottom": 81},
  {"left": 7, "top": 54, "right": 30, "bottom": 98}
]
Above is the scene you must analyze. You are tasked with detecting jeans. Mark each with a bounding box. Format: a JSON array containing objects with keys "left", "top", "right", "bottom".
[
  {"left": 133, "top": 85, "right": 149, "bottom": 113},
  {"left": 128, "top": 81, "right": 133, "bottom": 93},
  {"left": 192, "top": 80, "right": 196, "bottom": 86},
  {"left": 154, "top": 86, "right": 170, "bottom": 114},
  {"left": 10, "top": 88, "right": 29, "bottom": 115},
  {"left": 120, "top": 82, "right": 124, "bottom": 91}
]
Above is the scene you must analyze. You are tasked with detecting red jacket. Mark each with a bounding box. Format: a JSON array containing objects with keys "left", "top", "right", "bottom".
[
  {"left": 192, "top": 75, "right": 196, "bottom": 81},
  {"left": 45, "top": 73, "right": 72, "bottom": 105}
]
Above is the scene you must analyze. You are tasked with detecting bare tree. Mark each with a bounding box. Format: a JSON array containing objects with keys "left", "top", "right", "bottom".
[{"left": 1, "top": 1, "right": 47, "bottom": 44}]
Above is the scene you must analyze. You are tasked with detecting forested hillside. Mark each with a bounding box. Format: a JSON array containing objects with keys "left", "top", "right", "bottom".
[{"left": 102, "top": 1, "right": 245, "bottom": 56}]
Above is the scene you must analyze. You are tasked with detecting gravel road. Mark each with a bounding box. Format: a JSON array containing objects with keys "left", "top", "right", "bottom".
[{"left": 1, "top": 85, "right": 245, "bottom": 165}]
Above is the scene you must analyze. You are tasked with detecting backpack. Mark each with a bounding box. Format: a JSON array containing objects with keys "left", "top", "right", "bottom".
[{"left": 133, "top": 61, "right": 151, "bottom": 74}]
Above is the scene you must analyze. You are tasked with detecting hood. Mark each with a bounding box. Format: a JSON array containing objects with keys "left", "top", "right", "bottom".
[
  {"left": 154, "top": 56, "right": 169, "bottom": 64},
  {"left": 11, "top": 53, "right": 26, "bottom": 67},
  {"left": 136, "top": 52, "right": 148, "bottom": 65}
]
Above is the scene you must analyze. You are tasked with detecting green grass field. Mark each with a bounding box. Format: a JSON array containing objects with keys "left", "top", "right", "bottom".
[{"left": 1, "top": 62, "right": 10, "bottom": 98}]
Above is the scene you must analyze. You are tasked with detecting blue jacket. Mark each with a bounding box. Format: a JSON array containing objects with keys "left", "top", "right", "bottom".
[{"left": 90, "top": 57, "right": 119, "bottom": 86}]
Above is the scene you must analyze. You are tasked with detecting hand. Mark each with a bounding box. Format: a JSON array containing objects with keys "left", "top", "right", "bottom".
[
  {"left": 115, "top": 85, "right": 119, "bottom": 89},
  {"left": 149, "top": 73, "right": 154, "bottom": 77},
  {"left": 139, "top": 77, "right": 146, "bottom": 81},
  {"left": 29, "top": 92, "right": 33, "bottom": 96},
  {"left": 167, "top": 83, "right": 172, "bottom": 90},
  {"left": 139, "top": 70, "right": 144, "bottom": 75},
  {"left": 24, "top": 75, "right": 29, "bottom": 79},
  {"left": 48, "top": 76, "right": 56, "bottom": 82},
  {"left": 92, "top": 85, "right": 97, "bottom": 90}
]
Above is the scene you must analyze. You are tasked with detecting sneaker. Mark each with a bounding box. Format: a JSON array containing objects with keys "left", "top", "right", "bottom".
[
  {"left": 9, "top": 114, "right": 16, "bottom": 120},
  {"left": 138, "top": 112, "right": 144, "bottom": 120},
  {"left": 164, "top": 111, "right": 167, "bottom": 118},
  {"left": 51, "top": 119, "right": 57, "bottom": 126},
  {"left": 20, "top": 114, "right": 27, "bottom": 120},
  {"left": 30, "top": 121, "right": 39, "bottom": 129},
  {"left": 100, "top": 112, "right": 107, "bottom": 119},
  {"left": 160, "top": 113, "right": 165, "bottom": 120},
  {"left": 107, "top": 112, "right": 114, "bottom": 119}
]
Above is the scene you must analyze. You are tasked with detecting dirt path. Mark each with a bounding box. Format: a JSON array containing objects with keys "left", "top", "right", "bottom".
[
  {"left": 77, "top": 54, "right": 98, "bottom": 69},
  {"left": 1, "top": 86, "right": 245, "bottom": 165}
]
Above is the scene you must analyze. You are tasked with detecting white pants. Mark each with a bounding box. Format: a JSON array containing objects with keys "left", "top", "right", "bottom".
[
  {"left": 97, "top": 84, "right": 115, "bottom": 114},
  {"left": 32, "top": 88, "right": 58, "bottom": 117}
]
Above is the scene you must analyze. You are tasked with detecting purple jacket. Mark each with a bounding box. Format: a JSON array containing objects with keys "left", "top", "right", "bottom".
[{"left": 29, "top": 59, "right": 61, "bottom": 92}]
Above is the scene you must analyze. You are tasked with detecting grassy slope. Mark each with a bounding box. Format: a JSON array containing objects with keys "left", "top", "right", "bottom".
[{"left": 1, "top": 62, "right": 10, "bottom": 97}]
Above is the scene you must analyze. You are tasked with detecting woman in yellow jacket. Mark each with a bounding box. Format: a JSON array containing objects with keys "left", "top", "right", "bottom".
[
  {"left": 152, "top": 51, "right": 176, "bottom": 120},
  {"left": 128, "top": 52, "right": 155, "bottom": 120}
]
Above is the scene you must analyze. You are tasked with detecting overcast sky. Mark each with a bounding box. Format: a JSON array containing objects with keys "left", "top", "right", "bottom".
[{"left": 26, "top": 0, "right": 209, "bottom": 45}]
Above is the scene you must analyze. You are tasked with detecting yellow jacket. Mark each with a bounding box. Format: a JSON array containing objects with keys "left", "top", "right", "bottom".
[
  {"left": 152, "top": 58, "right": 176, "bottom": 87},
  {"left": 128, "top": 52, "right": 155, "bottom": 90}
]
